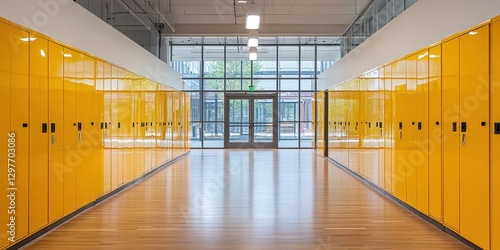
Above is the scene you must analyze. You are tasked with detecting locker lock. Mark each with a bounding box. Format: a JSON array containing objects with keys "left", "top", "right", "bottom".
[
  {"left": 452, "top": 122, "right": 457, "bottom": 132},
  {"left": 51, "top": 123, "right": 56, "bottom": 133},
  {"left": 118, "top": 122, "right": 121, "bottom": 129},
  {"left": 399, "top": 122, "right": 402, "bottom": 130},
  {"left": 418, "top": 122, "right": 422, "bottom": 131},
  {"left": 42, "top": 123, "right": 48, "bottom": 133},
  {"left": 495, "top": 123, "right": 500, "bottom": 134},
  {"left": 78, "top": 122, "right": 82, "bottom": 131},
  {"left": 461, "top": 122, "right": 467, "bottom": 132}
]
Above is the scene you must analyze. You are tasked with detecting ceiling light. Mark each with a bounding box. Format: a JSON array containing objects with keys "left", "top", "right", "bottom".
[
  {"left": 245, "top": 4, "right": 261, "bottom": 30},
  {"left": 237, "top": 0, "right": 248, "bottom": 3},
  {"left": 247, "top": 30, "right": 259, "bottom": 47},
  {"left": 249, "top": 47, "right": 257, "bottom": 60}
]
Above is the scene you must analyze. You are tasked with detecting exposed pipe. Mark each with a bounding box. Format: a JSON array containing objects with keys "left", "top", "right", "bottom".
[{"left": 117, "top": 0, "right": 152, "bottom": 30}]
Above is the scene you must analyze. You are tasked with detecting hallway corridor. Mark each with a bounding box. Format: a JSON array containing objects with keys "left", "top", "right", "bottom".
[{"left": 25, "top": 150, "right": 468, "bottom": 249}]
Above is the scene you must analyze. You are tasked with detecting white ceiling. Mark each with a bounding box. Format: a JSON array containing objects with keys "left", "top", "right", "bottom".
[{"left": 110, "top": 0, "right": 370, "bottom": 36}]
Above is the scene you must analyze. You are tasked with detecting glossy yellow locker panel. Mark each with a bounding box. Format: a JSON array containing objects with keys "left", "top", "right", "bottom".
[
  {"left": 110, "top": 65, "right": 119, "bottom": 189},
  {"left": 348, "top": 92, "right": 360, "bottom": 174},
  {"left": 102, "top": 62, "right": 112, "bottom": 194},
  {"left": 11, "top": 28, "right": 30, "bottom": 240},
  {"left": 63, "top": 48, "right": 77, "bottom": 215},
  {"left": 416, "top": 50, "right": 429, "bottom": 214},
  {"left": 459, "top": 25, "right": 490, "bottom": 249},
  {"left": 392, "top": 60, "right": 407, "bottom": 202},
  {"left": 29, "top": 34, "right": 49, "bottom": 233},
  {"left": 442, "top": 37, "right": 460, "bottom": 231},
  {"left": 428, "top": 45, "right": 443, "bottom": 221},
  {"left": 122, "top": 78, "right": 135, "bottom": 183},
  {"left": 491, "top": 17, "right": 500, "bottom": 250},
  {"left": 377, "top": 68, "right": 385, "bottom": 188},
  {"left": 383, "top": 64, "right": 393, "bottom": 194},
  {"left": 48, "top": 41, "right": 64, "bottom": 223},
  {"left": 406, "top": 54, "right": 418, "bottom": 208},
  {"left": 76, "top": 54, "right": 96, "bottom": 208},
  {"left": 74, "top": 53, "right": 85, "bottom": 208},
  {"left": 0, "top": 21, "right": 12, "bottom": 249},
  {"left": 94, "top": 60, "right": 105, "bottom": 197}
]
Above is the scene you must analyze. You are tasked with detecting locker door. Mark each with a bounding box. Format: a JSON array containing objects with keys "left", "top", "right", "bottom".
[
  {"left": 0, "top": 22, "right": 12, "bottom": 249},
  {"left": 11, "top": 29, "right": 30, "bottom": 239},
  {"left": 416, "top": 50, "right": 429, "bottom": 214},
  {"left": 459, "top": 25, "right": 490, "bottom": 248},
  {"left": 428, "top": 45, "right": 443, "bottom": 221},
  {"left": 29, "top": 34, "right": 49, "bottom": 233},
  {"left": 383, "top": 65, "right": 393, "bottom": 194},
  {"left": 491, "top": 17, "right": 500, "bottom": 250},
  {"left": 63, "top": 48, "right": 77, "bottom": 215},
  {"left": 406, "top": 54, "right": 418, "bottom": 208},
  {"left": 48, "top": 41, "right": 64, "bottom": 223},
  {"left": 76, "top": 54, "right": 96, "bottom": 208},
  {"left": 393, "top": 60, "right": 407, "bottom": 202},
  {"left": 110, "top": 66, "right": 119, "bottom": 189},
  {"left": 442, "top": 37, "right": 460, "bottom": 231},
  {"left": 94, "top": 60, "right": 105, "bottom": 197},
  {"left": 102, "top": 62, "right": 112, "bottom": 194},
  {"left": 377, "top": 68, "right": 385, "bottom": 188},
  {"left": 75, "top": 53, "right": 85, "bottom": 208}
]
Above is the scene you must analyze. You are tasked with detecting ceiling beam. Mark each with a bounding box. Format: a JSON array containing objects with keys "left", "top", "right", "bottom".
[{"left": 164, "top": 23, "right": 347, "bottom": 36}]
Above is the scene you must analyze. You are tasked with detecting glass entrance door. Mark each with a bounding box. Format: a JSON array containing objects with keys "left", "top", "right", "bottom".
[{"left": 225, "top": 94, "right": 277, "bottom": 148}]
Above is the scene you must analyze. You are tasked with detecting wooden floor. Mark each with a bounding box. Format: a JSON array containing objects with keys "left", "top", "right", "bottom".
[{"left": 24, "top": 149, "right": 469, "bottom": 249}]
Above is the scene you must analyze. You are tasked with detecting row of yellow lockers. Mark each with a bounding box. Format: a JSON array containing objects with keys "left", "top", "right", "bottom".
[
  {"left": 313, "top": 17, "right": 500, "bottom": 249},
  {"left": 0, "top": 18, "right": 190, "bottom": 249}
]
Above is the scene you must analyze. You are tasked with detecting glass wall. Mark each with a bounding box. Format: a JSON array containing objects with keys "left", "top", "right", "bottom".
[
  {"left": 172, "top": 41, "right": 339, "bottom": 148},
  {"left": 339, "top": 0, "right": 419, "bottom": 57}
]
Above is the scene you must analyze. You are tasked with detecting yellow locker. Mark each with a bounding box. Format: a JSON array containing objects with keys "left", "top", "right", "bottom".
[
  {"left": 63, "top": 48, "right": 77, "bottom": 215},
  {"left": 102, "top": 62, "right": 112, "bottom": 194},
  {"left": 428, "top": 45, "right": 443, "bottom": 221},
  {"left": 459, "top": 25, "right": 490, "bottom": 248},
  {"left": 442, "top": 37, "right": 460, "bottom": 231},
  {"left": 377, "top": 68, "right": 385, "bottom": 188},
  {"left": 11, "top": 27, "right": 30, "bottom": 240},
  {"left": 393, "top": 60, "right": 407, "bottom": 202},
  {"left": 48, "top": 41, "right": 64, "bottom": 222},
  {"left": 123, "top": 80, "right": 135, "bottom": 183},
  {"left": 416, "top": 50, "right": 429, "bottom": 214},
  {"left": 491, "top": 17, "right": 500, "bottom": 250},
  {"left": 29, "top": 34, "right": 49, "bottom": 233},
  {"left": 406, "top": 54, "right": 418, "bottom": 208},
  {"left": 76, "top": 54, "right": 96, "bottom": 208},
  {"left": 383, "top": 64, "right": 393, "bottom": 194},
  {"left": 0, "top": 21, "right": 12, "bottom": 249},
  {"left": 110, "top": 65, "right": 119, "bottom": 189},
  {"left": 185, "top": 93, "right": 191, "bottom": 151},
  {"left": 94, "top": 60, "right": 105, "bottom": 197}
]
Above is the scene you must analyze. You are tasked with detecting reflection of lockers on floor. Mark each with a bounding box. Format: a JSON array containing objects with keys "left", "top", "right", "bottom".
[
  {"left": 0, "top": 18, "right": 190, "bottom": 250},
  {"left": 318, "top": 17, "right": 500, "bottom": 250}
]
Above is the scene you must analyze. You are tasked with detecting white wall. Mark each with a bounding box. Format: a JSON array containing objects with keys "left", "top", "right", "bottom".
[
  {"left": 318, "top": 0, "right": 500, "bottom": 90},
  {"left": 0, "top": 0, "right": 182, "bottom": 89}
]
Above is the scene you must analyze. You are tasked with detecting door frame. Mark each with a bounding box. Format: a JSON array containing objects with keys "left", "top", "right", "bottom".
[{"left": 224, "top": 93, "right": 278, "bottom": 148}]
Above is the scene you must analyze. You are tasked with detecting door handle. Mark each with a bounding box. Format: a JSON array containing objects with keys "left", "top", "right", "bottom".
[
  {"left": 78, "top": 132, "right": 82, "bottom": 142},
  {"left": 400, "top": 131, "right": 403, "bottom": 140},
  {"left": 51, "top": 135, "right": 55, "bottom": 145},
  {"left": 462, "top": 134, "right": 466, "bottom": 146}
]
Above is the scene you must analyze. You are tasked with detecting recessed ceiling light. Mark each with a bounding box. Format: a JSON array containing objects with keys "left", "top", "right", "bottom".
[{"left": 238, "top": 0, "right": 248, "bottom": 3}]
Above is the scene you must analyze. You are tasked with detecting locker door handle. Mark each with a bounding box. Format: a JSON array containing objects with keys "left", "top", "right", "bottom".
[
  {"left": 462, "top": 134, "right": 466, "bottom": 146},
  {"left": 51, "top": 135, "right": 55, "bottom": 145},
  {"left": 400, "top": 131, "right": 403, "bottom": 140},
  {"left": 78, "top": 132, "right": 82, "bottom": 142}
]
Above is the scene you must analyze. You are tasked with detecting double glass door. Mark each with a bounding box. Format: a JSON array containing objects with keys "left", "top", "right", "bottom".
[{"left": 224, "top": 94, "right": 277, "bottom": 148}]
